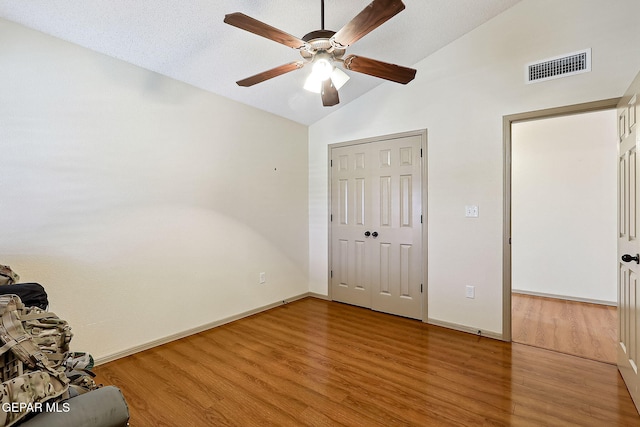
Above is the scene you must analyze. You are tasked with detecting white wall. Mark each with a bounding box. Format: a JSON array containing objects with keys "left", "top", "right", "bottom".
[
  {"left": 512, "top": 111, "right": 617, "bottom": 303},
  {"left": 309, "top": 0, "right": 640, "bottom": 334},
  {"left": 0, "top": 19, "right": 309, "bottom": 361}
]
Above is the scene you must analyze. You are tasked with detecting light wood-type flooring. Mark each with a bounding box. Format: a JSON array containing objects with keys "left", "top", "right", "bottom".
[
  {"left": 512, "top": 293, "right": 617, "bottom": 364},
  {"left": 94, "top": 297, "right": 638, "bottom": 426}
]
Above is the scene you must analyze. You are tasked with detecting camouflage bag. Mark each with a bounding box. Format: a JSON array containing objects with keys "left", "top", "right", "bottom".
[
  {"left": 0, "top": 295, "right": 98, "bottom": 426},
  {"left": 0, "top": 267, "right": 19, "bottom": 287}
]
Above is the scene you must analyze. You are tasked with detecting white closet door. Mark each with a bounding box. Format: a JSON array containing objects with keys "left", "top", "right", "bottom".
[{"left": 330, "top": 134, "right": 423, "bottom": 319}]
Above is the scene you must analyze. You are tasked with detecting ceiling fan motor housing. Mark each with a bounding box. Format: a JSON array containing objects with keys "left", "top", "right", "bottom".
[{"left": 300, "top": 30, "right": 345, "bottom": 61}]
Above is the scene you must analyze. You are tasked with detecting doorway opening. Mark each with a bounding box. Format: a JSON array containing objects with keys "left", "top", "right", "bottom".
[{"left": 503, "top": 99, "right": 620, "bottom": 363}]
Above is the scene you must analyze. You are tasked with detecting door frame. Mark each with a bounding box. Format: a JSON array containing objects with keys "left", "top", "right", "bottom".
[
  {"left": 502, "top": 98, "right": 620, "bottom": 340},
  {"left": 328, "top": 129, "right": 429, "bottom": 322}
]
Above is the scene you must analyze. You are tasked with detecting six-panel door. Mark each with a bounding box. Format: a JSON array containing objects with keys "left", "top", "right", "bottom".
[
  {"left": 330, "top": 135, "right": 423, "bottom": 319},
  {"left": 618, "top": 73, "right": 640, "bottom": 413}
]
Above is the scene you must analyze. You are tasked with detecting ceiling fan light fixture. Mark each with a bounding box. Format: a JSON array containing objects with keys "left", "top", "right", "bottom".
[
  {"left": 303, "top": 73, "right": 322, "bottom": 93},
  {"left": 304, "top": 67, "right": 350, "bottom": 94},
  {"left": 311, "top": 53, "right": 333, "bottom": 81},
  {"left": 330, "top": 68, "right": 350, "bottom": 90}
]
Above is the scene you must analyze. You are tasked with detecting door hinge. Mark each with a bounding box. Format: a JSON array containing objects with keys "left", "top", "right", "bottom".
[
  {"left": 330, "top": 159, "right": 333, "bottom": 167},
  {"left": 421, "top": 214, "right": 423, "bottom": 224},
  {"left": 331, "top": 270, "right": 333, "bottom": 278},
  {"left": 509, "top": 237, "right": 511, "bottom": 244},
  {"left": 331, "top": 214, "right": 333, "bottom": 222},
  {"left": 420, "top": 148, "right": 423, "bottom": 157},
  {"left": 421, "top": 284, "right": 423, "bottom": 293}
]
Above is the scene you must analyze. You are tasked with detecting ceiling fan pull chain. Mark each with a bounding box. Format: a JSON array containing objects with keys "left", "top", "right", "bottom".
[{"left": 321, "top": 0, "right": 325, "bottom": 30}]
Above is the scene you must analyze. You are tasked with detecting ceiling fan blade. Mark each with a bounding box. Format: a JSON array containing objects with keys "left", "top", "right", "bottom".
[
  {"left": 224, "top": 12, "right": 308, "bottom": 50},
  {"left": 236, "top": 61, "right": 305, "bottom": 87},
  {"left": 343, "top": 55, "right": 416, "bottom": 84},
  {"left": 321, "top": 79, "right": 339, "bottom": 107},
  {"left": 331, "top": 0, "right": 405, "bottom": 48}
]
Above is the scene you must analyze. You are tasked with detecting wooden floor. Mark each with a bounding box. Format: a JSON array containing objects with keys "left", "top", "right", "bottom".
[
  {"left": 512, "top": 293, "right": 617, "bottom": 364},
  {"left": 94, "top": 298, "right": 639, "bottom": 426}
]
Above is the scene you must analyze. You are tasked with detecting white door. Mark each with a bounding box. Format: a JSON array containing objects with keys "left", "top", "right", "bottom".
[
  {"left": 330, "top": 142, "right": 372, "bottom": 310},
  {"left": 330, "top": 134, "right": 423, "bottom": 319},
  {"left": 618, "top": 71, "right": 640, "bottom": 413}
]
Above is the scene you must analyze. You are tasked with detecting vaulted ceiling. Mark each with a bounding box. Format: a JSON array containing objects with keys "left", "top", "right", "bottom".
[{"left": 0, "top": 0, "right": 522, "bottom": 125}]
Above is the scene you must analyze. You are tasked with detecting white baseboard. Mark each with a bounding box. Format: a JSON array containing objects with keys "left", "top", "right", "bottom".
[
  {"left": 96, "top": 292, "right": 512, "bottom": 366},
  {"left": 307, "top": 292, "right": 330, "bottom": 301},
  {"left": 95, "top": 292, "right": 313, "bottom": 366},
  {"left": 427, "top": 318, "right": 505, "bottom": 341},
  {"left": 512, "top": 289, "right": 616, "bottom": 306}
]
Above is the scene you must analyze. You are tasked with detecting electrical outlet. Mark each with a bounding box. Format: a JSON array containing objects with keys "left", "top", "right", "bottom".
[
  {"left": 259, "top": 272, "right": 266, "bottom": 284},
  {"left": 466, "top": 285, "right": 475, "bottom": 299},
  {"left": 465, "top": 205, "right": 479, "bottom": 218}
]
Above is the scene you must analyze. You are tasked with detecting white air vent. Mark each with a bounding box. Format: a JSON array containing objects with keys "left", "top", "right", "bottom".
[{"left": 525, "top": 49, "right": 591, "bottom": 84}]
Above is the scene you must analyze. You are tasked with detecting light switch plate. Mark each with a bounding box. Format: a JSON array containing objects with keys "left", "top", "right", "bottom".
[
  {"left": 465, "top": 205, "right": 479, "bottom": 218},
  {"left": 466, "top": 285, "right": 475, "bottom": 299}
]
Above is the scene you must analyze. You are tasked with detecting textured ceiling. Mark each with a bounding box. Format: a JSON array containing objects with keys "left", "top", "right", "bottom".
[{"left": 0, "top": 0, "right": 522, "bottom": 125}]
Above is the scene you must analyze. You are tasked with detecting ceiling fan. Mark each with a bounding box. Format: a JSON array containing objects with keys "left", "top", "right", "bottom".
[{"left": 224, "top": 0, "right": 417, "bottom": 107}]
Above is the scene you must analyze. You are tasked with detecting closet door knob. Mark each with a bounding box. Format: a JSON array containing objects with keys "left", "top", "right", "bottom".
[
  {"left": 372, "top": 231, "right": 378, "bottom": 238},
  {"left": 364, "top": 231, "right": 371, "bottom": 237}
]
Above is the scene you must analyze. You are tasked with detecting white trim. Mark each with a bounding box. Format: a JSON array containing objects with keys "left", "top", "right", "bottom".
[
  {"left": 512, "top": 289, "right": 616, "bottom": 306},
  {"left": 427, "top": 318, "right": 504, "bottom": 341},
  {"left": 95, "top": 292, "right": 312, "bottom": 366},
  {"left": 307, "top": 292, "right": 330, "bottom": 301}
]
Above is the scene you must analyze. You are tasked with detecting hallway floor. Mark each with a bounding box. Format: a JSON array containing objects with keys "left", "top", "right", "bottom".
[{"left": 512, "top": 293, "right": 617, "bottom": 364}]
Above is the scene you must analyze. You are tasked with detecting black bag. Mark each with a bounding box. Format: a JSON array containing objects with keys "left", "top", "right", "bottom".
[{"left": 0, "top": 283, "right": 48, "bottom": 309}]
